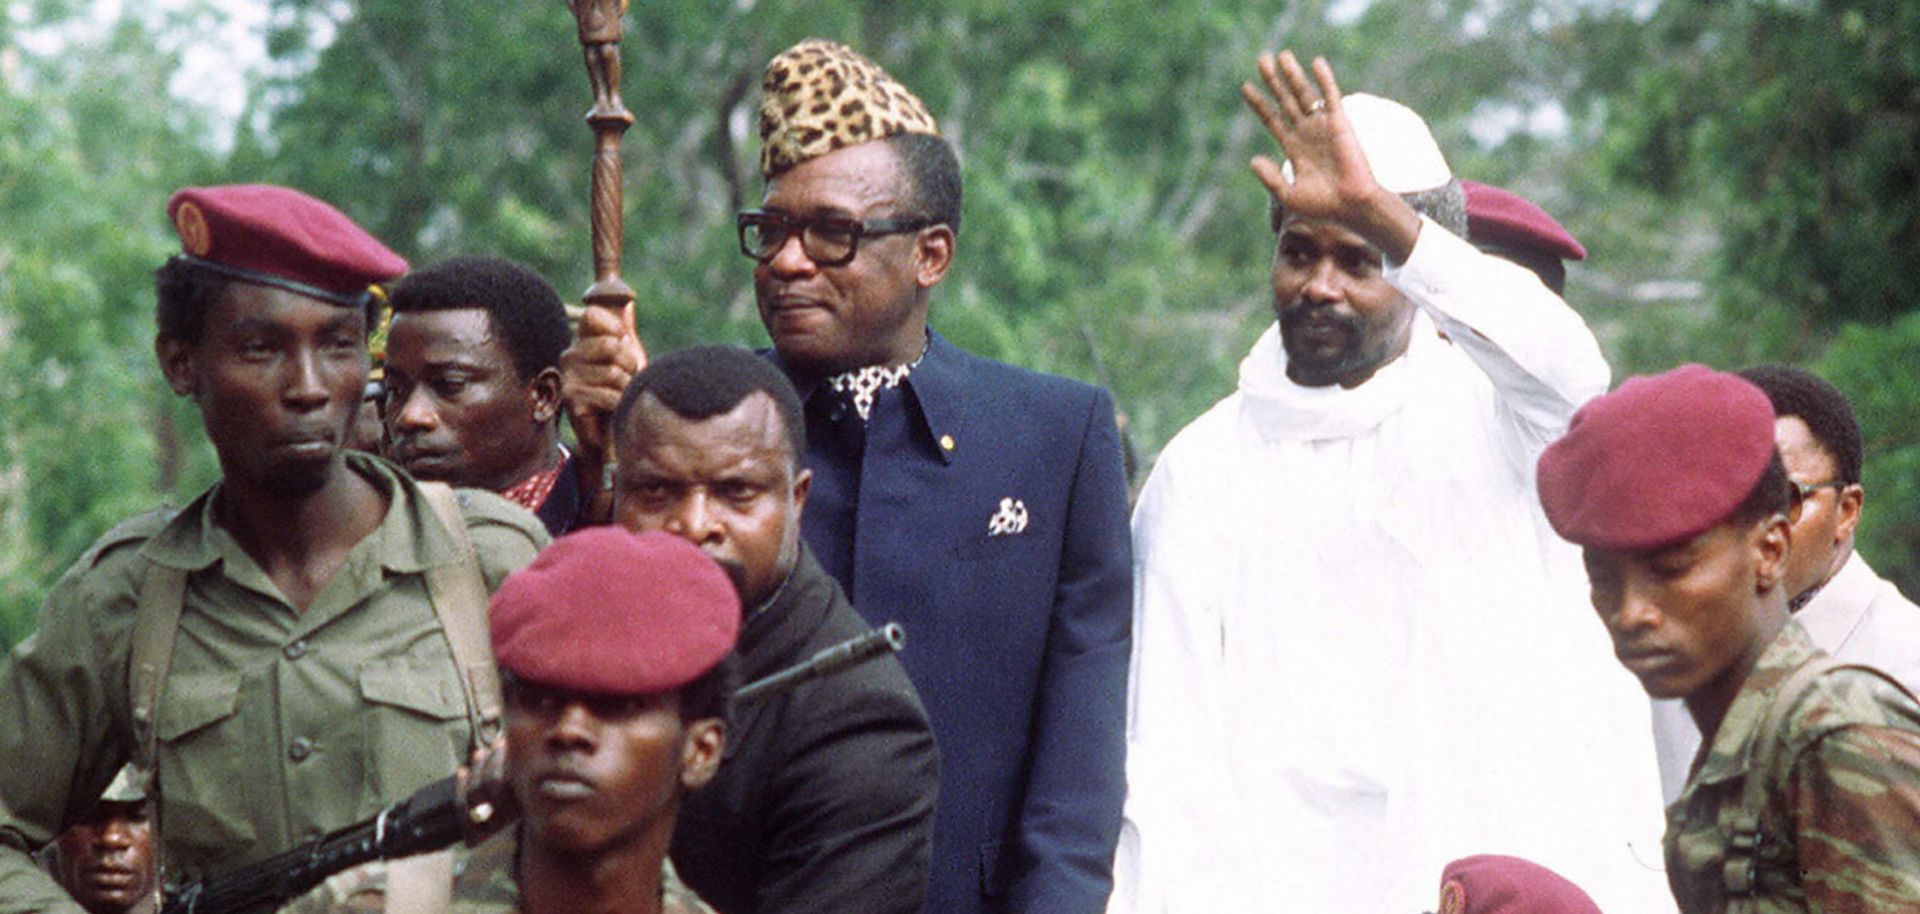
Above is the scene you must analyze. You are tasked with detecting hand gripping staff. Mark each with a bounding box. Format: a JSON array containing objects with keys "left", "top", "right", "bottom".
[{"left": 566, "top": 0, "right": 636, "bottom": 473}]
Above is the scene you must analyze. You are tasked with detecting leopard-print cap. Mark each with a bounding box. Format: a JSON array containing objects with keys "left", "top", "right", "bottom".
[{"left": 758, "top": 39, "right": 939, "bottom": 178}]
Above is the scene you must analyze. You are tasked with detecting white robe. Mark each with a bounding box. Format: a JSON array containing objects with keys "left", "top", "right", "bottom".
[{"left": 1112, "top": 220, "right": 1673, "bottom": 913}]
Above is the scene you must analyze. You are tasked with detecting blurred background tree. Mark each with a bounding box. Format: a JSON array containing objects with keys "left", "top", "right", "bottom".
[
  {"left": 3, "top": 0, "right": 1916, "bottom": 646},
  {"left": 1566, "top": 0, "right": 1920, "bottom": 593},
  {"left": 1, "top": 0, "right": 222, "bottom": 645}
]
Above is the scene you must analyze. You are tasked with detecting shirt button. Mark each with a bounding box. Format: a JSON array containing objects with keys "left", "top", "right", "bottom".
[
  {"left": 288, "top": 737, "right": 314, "bottom": 762},
  {"left": 284, "top": 640, "right": 308, "bottom": 660}
]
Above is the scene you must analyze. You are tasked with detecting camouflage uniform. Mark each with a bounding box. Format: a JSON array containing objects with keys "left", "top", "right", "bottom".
[
  {"left": 1665, "top": 621, "right": 1920, "bottom": 913},
  {"left": 283, "top": 828, "right": 718, "bottom": 914}
]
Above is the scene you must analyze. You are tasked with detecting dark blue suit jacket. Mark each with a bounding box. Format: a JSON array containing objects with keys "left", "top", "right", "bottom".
[{"left": 781, "top": 331, "right": 1132, "bottom": 914}]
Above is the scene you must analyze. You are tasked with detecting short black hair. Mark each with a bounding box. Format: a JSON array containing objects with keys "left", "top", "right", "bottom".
[
  {"left": 1726, "top": 450, "right": 1795, "bottom": 530},
  {"left": 882, "top": 133, "right": 963, "bottom": 235},
  {"left": 1738, "top": 364, "right": 1863, "bottom": 486},
  {"left": 679, "top": 652, "right": 739, "bottom": 727},
  {"left": 613, "top": 345, "right": 806, "bottom": 468},
  {"left": 155, "top": 256, "right": 235, "bottom": 344},
  {"left": 1268, "top": 179, "right": 1470, "bottom": 240},
  {"left": 386, "top": 256, "right": 570, "bottom": 381}
]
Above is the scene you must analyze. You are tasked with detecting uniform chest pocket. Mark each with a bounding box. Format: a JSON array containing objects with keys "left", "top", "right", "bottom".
[
  {"left": 357, "top": 656, "right": 470, "bottom": 808},
  {"left": 154, "top": 671, "right": 254, "bottom": 867}
]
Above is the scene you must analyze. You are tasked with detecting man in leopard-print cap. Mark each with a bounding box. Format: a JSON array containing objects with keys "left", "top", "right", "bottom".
[
  {"left": 562, "top": 38, "right": 1133, "bottom": 914},
  {"left": 754, "top": 38, "right": 940, "bottom": 178}
]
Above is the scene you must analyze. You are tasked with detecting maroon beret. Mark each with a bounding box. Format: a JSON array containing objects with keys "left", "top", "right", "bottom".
[
  {"left": 1463, "top": 180, "right": 1586, "bottom": 262},
  {"left": 166, "top": 184, "right": 408, "bottom": 306},
  {"left": 1437, "top": 855, "right": 1604, "bottom": 914},
  {"left": 490, "top": 528, "right": 741, "bottom": 695},
  {"left": 1537, "top": 364, "right": 1777, "bottom": 551}
]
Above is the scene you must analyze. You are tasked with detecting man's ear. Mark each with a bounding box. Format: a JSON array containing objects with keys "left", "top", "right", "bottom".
[
  {"left": 914, "top": 225, "right": 954, "bottom": 290},
  {"left": 790, "top": 467, "right": 812, "bottom": 515},
  {"left": 527, "top": 366, "right": 562, "bottom": 425},
  {"left": 156, "top": 335, "right": 197, "bottom": 397},
  {"left": 1754, "top": 513, "right": 1792, "bottom": 595},
  {"left": 1834, "top": 483, "right": 1865, "bottom": 543},
  {"left": 679, "top": 719, "right": 726, "bottom": 791}
]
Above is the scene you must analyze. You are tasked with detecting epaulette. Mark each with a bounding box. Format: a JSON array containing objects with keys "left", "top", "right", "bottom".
[
  {"left": 1789, "top": 663, "right": 1920, "bottom": 737},
  {"left": 80, "top": 506, "right": 178, "bottom": 570},
  {"left": 452, "top": 486, "right": 547, "bottom": 537}
]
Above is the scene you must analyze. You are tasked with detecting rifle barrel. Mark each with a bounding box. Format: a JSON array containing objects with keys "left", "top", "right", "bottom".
[
  {"left": 158, "top": 624, "right": 905, "bottom": 914},
  {"left": 734, "top": 622, "right": 906, "bottom": 703}
]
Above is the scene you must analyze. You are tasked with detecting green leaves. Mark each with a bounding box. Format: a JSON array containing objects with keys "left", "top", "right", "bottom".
[
  {"left": 1582, "top": 0, "right": 1920, "bottom": 328},
  {"left": 5, "top": 0, "right": 1920, "bottom": 645},
  {"left": 1821, "top": 313, "right": 1920, "bottom": 597},
  {"left": 0, "top": 4, "right": 220, "bottom": 643}
]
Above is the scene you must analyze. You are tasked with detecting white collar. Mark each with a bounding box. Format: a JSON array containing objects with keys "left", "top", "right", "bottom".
[{"left": 1237, "top": 310, "right": 1439, "bottom": 443}]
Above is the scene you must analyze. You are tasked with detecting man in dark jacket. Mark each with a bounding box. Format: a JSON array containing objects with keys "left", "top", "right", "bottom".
[
  {"left": 609, "top": 344, "right": 938, "bottom": 914},
  {"left": 563, "top": 40, "right": 1133, "bottom": 914}
]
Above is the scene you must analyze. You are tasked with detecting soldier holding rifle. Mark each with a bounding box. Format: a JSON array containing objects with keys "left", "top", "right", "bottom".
[
  {"left": 282, "top": 528, "right": 734, "bottom": 914},
  {"left": 0, "top": 185, "right": 547, "bottom": 914},
  {"left": 462, "top": 527, "right": 734, "bottom": 914}
]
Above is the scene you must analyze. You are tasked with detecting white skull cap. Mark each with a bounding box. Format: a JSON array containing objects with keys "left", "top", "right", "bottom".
[{"left": 1282, "top": 93, "right": 1452, "bottom": 194}]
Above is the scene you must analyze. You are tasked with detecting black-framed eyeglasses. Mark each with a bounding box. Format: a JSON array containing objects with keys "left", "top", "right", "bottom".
[
  {"left": 736, "top": 210, "right": 936, "bottom": 267},
  {"left": 1792, "top": 480, "right": 1846, "bottom": 501}
]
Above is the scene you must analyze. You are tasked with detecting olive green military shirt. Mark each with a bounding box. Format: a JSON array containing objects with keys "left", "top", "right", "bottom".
[
  {"left": 1665, "top": 621, "right": 1920, "bottom": 913},
  {"left": 0, "top": 453, "right": 547, "bottom": 914},
  {"left": 282, "top": 827, "right": 720, "bottom": 914}
]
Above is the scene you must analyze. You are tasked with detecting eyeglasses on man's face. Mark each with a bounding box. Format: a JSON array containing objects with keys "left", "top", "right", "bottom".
[
  {"left": 736, "top": 210, "right": 935, "bottom": 267},
  {"left": 1792, "top": 479, "right": 1846, "bottom": 502}
]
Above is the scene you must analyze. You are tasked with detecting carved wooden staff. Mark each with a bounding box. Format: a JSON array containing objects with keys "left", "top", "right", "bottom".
[
  {"left": 566, "top": 0, "right": 635, "bottom": 315},
  {"left": 565, "top": 0, "right": 636, "bottom": 479}
]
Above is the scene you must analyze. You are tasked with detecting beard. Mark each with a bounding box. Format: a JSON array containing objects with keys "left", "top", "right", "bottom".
[{"left": 1276, "top": 299, "right": 1368, "bottom": 387}]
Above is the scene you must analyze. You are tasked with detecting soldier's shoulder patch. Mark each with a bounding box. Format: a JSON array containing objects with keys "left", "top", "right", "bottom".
[
  {"left": 84, "top": 507, "right": 177, "bottom": 569},
  {"left": 452, "top": 486, "right": 547, "bottom": 541},
  {"left": 1790, "top": 664, "right": 1920, "bottom": 739}
]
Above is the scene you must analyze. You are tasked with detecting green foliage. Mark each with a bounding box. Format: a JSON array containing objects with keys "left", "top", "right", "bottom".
[
  {"left": 1818, "top": 313, "right": 1920, "bottom": 597},
  {"left": 1575, "top": 0, "right": 1920, "bottom": 329},
  {"left": 234, "top": 0, "right": 1620, "bottom": 463},
  {"left": 1569, "top": 0, "right": 1920, "bottom": 593},
  {"left": 0, "top": 6, "right": 221, "bottom": 644},
  {"left": 5, "top": 0, "right": 1919, "bottom": 649}
]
